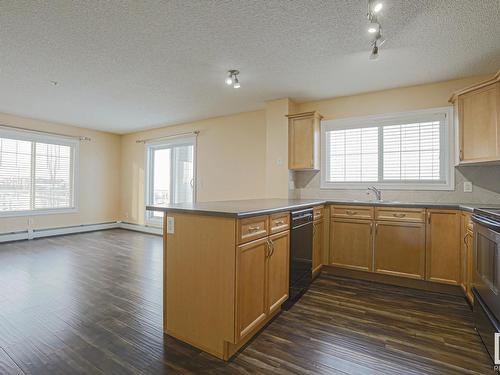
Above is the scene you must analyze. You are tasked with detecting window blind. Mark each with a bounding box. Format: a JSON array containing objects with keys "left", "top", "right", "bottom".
[
  {"left": 0, "top": 138, "right": 32, "bottom": 212},
  {"left": 0, "top": 134, "right": 76, "bottom": 214},
  {"left": 324, "top": 113, "right": 446, "bottom": 185},
  {"left": 383, "top": 121, "right": 441, "bottom": 181},
  {"left": 326, "top": 127, "right": 378, "bottom": 182}
]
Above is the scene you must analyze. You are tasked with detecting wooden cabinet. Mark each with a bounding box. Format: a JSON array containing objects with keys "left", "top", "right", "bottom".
[
  {"left": 267, "top": 231, "right": 290, "bottom": 314},
  {"left": 450, "top": 71, "right": 500, "bottom": 164},
  {"left": 287, "top": 111, "right": 322, "bottom": 170},
  {"left": 425, "top": 209, "right": 461, "bottom": 285},
  {"left": 235, "top": 230, "right": 290, "bottom": 341},
  {"left": 312, "top": 219, "right": 324, "bottom": 276},
  {"left": 236, "top": 238, "right": 268, "bottom": 340},
  {"left": 460, "top": 212, "right": 474, "bottom": 303},
  {"left": 374, "top": 221, "right": 426, "bottom": 279},
  {"left": 330, "top": 218, "right": 373, "bottom": 272}
]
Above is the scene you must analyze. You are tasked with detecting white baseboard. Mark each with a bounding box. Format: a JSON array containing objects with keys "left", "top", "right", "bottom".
[
  {"left": 118, "top": 221, "right": 163, "bottom": 235},
  {"left": 0, "top": 221, "right": 162, "bottom": 243}
]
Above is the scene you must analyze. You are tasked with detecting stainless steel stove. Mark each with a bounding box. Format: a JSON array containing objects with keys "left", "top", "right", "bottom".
[{"left": 472, "top": 207, "right": 500, "bottom": 363}]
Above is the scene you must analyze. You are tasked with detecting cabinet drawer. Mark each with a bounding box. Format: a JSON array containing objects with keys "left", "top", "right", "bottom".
[
  {"left": 331, "top": 205, "right": 374, "bottom": 220},
  {"left": 313, "top": 206, "right": 324, "bottom": 221},
  {"left": 237, "top": 215, "right": 269, "bottom": 244},
  {"left": 270, "top": 212, "right": 290, "bottom": 234},
  {"left": 375, "top": 207, "right": 425, "bottom": 223}
]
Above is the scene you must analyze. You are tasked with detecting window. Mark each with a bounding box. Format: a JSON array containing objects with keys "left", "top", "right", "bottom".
[
  {"left": 321, "top": 107, "right": 454, "bottom": 190},
  {"left": 145, "top": 136, "right": 196, "bottom": 223},
  {"left": 0, "top": 129, "right": 78, "bottom": 215}
]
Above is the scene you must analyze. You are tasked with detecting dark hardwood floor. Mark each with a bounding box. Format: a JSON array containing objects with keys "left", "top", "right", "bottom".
[{"left": 0, "top": 229, "right": 494, "bottom": 374}]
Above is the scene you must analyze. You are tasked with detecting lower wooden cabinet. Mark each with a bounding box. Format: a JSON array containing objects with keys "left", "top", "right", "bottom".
[
  {"left": 461, "top": 212, "right": 474, "bottom": 303},
  {"left": 235, "top": 230, "right": 290, "bottom": 341},
  {"left": 425, "top": 210, "right": 461, "bottom": 285},
  {"left": 236, "top": 237, "right": 268, "bottom": 340},
  {"left": 373, "top": 221, "right": 426, "bottom": 279},
  {"left": 312, "top": 219, "right": 324, "bottom": 275},
  {"left": 331, "top": 218, "right": 373, "bottom": 272},
  {"left": 267, "top": 231, "right": 290, "bottom": 314}
]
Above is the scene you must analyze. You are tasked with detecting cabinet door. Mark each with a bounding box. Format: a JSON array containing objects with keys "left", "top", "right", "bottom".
[
  {"left": 465, "top": 229, "right": 474, "bottom": 303},
  {"left": 312, "top": 220, "right": 323, "bottom": 275},
  {"left": 374, "top": 221, "right": 425, "bottom": 279},
  {"left": 236, "top": 238, "right": 268, "bottom": 340},
  {"left": 267, "top": 231, "right": 290, "bottom": 314},
  {"left": 460, "top": 213, "right": 469, "bottom": 292},
  {"left": 425, "top": 210, "right": 461, "bottom": 285},
  {"left": 288, "top": 112, "right": 321, "bottom": 170},
  {"left": 330, "top": 219, "right": 373, "bottom": 272},
  {"left": 459, "top": 82, "right": 500, "bottom": 163}
]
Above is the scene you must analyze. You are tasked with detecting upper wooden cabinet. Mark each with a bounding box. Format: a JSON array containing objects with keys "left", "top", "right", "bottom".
[
  {"left": 450, "top": 70, "right": 500, "bottom": 164},
  {"left": 287, "top": 111, "right": 323, "bottom": 170}
]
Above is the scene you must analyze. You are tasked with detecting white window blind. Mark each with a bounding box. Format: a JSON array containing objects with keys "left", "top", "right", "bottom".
[
  {"left": 327, "top": 127, "right": 378, "bottom": 182},
  {"left": 0, "top": 131, "right": 77, "bottom": 215},
  {"left": 321, "top": 108, "right": 453, "bottom": 190}
]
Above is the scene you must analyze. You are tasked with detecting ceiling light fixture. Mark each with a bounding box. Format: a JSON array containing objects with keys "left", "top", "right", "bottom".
[
  {"left": 225, "top": 69, "right": 240, "bottom": 89},
  {"left": 366, "top": 1, "right": 386, "bottom": 60},
  {"left": 373, "top": 2, "right": 383, "bottom": 13}
]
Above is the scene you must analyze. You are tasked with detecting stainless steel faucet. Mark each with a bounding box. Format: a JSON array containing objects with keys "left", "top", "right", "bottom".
[{"left": 367, "top": 186, "right": 382, "bottom": 201}]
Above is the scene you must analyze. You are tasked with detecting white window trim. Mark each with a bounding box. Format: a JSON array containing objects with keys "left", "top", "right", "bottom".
[
  {"left": 320, "top": 106, "right": 455, "bottom": 191},
  {"left": 0, "top": 129, "right": 79, "bottom": 217},
  {"left": 144, "top": 135, "right": 197, "bottom": 226}
]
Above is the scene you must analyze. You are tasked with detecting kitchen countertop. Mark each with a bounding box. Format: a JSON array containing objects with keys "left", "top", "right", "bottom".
[{"left": 146, "top": 198, "right": 500, "bottom": 217}]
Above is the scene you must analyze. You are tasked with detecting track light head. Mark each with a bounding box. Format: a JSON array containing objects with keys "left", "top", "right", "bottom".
[{"left": 225, "top": 69, "right": 240, "bottom": 88}]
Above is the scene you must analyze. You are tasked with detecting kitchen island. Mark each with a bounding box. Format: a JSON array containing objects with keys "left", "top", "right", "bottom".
[
  {"left": 147, "top": 198, "right": 500, "bottom": 360},
  {"left": 146, "top": 199, "right": 325, "bottom": 360}
]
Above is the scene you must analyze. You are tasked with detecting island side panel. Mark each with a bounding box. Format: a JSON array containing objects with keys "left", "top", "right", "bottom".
[{"left": 164, "top": 212, "right": 236, "bottom": 358}]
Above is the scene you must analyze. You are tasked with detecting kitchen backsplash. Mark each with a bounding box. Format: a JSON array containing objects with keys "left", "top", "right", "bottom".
[{"left": 294, "top": 165, "right": 500, "bottom": 204}]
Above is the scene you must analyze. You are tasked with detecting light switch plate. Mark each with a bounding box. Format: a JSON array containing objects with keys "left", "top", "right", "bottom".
[
  {"left": 166, "top": 216, "right": 175, "bottom": 234},
  {"left": 463, "top": 181, "right": 473, "bottom": 193}
]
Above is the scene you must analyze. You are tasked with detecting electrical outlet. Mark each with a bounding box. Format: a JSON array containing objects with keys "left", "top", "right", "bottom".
[
  {"left": 463, "top": 181, "right": 473, "bottom": 193},
  {"left": 276, "top": 158, "right": 283, "bottom": 166},
  {"left": 166, "top": 216, "right": 175, "bottom": 234}
]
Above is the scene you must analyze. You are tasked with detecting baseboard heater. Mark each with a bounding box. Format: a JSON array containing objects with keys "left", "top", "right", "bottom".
[{"left": 0, "top": 221, "right": 162, "bottom": 243}]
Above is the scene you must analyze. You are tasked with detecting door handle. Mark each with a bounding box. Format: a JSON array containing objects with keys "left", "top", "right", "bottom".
[{"left": 268, "top": 239, "right": 275, "bottom": 257}]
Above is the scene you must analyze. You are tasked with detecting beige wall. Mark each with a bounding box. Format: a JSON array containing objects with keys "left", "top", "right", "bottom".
[
  {"left": 120, "top": 110, "right": 267, "bottom": 225},
  {"left": 294, "top": 74, "right": 500, "bottom": 204},
  {"left": 0, "top": 112, "right": 121, "bottom": 234}
]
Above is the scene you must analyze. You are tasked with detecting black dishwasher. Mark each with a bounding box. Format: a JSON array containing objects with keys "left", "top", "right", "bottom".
[{"left": 285, "top": 208, "right": 313, "bottom": 309}]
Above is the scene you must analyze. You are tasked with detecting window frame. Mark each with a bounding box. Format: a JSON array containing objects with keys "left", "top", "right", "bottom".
[
  {"left": 320, "top": 107, "right": 455, "bottom": 191},
  {"left": 0, "top": 128, "right": 79, "bottom": 217},
  {"left": 144, "top": 135, "right": 197, "bottom": 226}
]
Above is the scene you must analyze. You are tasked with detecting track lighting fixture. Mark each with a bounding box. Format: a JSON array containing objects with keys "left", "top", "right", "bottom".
[
  {"left": 225, "top": 69, "right": 240, "bottom": 88},
  {"left": 366, "top": 1, "right": 385, "bottom": 60}
]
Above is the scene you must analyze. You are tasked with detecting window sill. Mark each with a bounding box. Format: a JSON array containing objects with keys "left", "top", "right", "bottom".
[
  {"left": 320, "top": 182, "right": 455, "bottom": 191},
  {"left": 0, "top": 207, "right": 79, "bottom": 218}
]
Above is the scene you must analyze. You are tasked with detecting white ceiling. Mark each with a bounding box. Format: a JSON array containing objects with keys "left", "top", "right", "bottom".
[{"left": 0, "top": 1, "right": 499, "bottom": 134}]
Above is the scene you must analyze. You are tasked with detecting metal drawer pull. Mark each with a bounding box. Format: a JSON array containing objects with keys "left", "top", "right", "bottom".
[
  {"left": 248, "top": 226, "right": 261, "bottom": 232},
  {"left": 274, "top": 220, "right": 285, "bottom": 225},
  {"left": 346, "top": 210, "right": 357, "bottom": 215},
  {"left": 392, "top": 213, "right": 406, "bottom": 218}
]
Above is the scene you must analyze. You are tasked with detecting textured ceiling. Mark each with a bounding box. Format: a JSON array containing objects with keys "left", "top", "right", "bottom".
[{"left": 0, "top": 0, "right": 499, "bottom": 133}]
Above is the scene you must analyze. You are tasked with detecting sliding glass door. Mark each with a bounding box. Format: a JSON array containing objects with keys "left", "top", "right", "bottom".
[{"left": 146, "top": 137, "right": 195, "bottom": 223}]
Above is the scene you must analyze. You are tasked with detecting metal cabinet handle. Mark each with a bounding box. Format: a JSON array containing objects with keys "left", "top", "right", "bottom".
[
  {"left": 268, "top": 239, "right": 275, "bottom": 257},
  {"left": 464, "top": 232, "right": 470, "bottom": 247},
  {"left": 266, "top": 239, "right": 272, "bottom": 257},
  {"left": 375, "top": 223, "right": 378, "bottom": 235},
  {"left": 370, "top": 222, "right": 373, "bottom": 235},
  {"left": 346, "top": 210, "right": 357, "bottom": 215},
  {"left": 275, "top": 220, "right": 285, "bottom": 225},
  {"left": 427, "top": 212, "right": 431, "bottom": 224},
  {"left": 393, "top": 213, "right": 406, "bottom": 218},
  {"left": 248, "top": 226, "right": 260, "bottom": 232}
]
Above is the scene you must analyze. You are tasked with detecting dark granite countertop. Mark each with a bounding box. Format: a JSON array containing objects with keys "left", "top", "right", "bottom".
[
  {"left": 146, "top": 199, "right": 327, "bottom": 218},
  {"left": 146, "top": 198, "right": 500, "bottom": 218}
]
